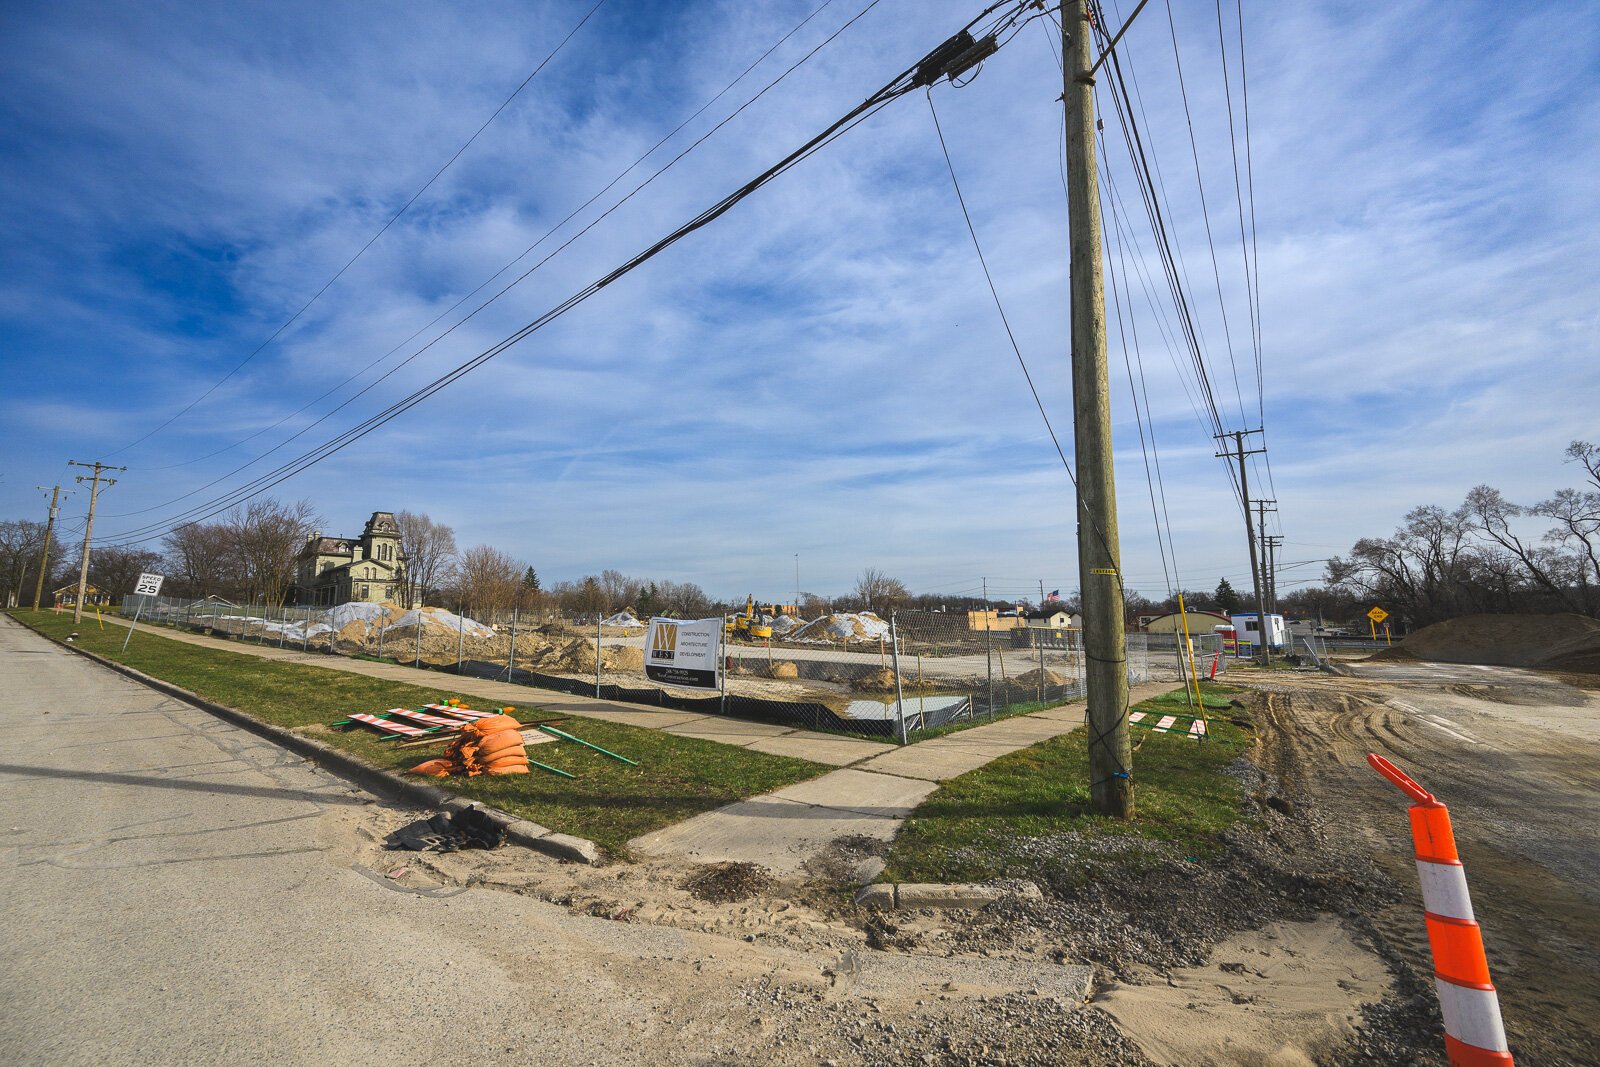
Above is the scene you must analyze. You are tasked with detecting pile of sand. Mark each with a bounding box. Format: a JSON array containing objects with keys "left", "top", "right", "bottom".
[
  {"left": 1374, "top": 613, "right": 1600, "bottom": 674},
  {"left": 849, "top": 667, "right": 898, "bottom": 692},
  {"left": 543, "top": 638, "right": 598, "bottom": 673},
  {"left": 1011, "top": 667, "right": 1076, "bottom": 688},
  {"left": 791, "top": 612, "right": 891, "bottom": 643},
  {"left": 603, "top": 645, "right": 645, "bottom": 672}
]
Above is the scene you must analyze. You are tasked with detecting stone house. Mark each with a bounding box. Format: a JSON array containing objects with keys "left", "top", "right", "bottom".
[{"left": 293, "top": 511, "right": 407, "bottom": 606}]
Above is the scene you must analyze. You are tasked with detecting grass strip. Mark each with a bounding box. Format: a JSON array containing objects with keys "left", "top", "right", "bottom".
[
  {"left": 9, "top": 610, "right": 826, "bottom": 854},
  {"left": 883, "top": 681, "right": 1252, "bottom": 885}
]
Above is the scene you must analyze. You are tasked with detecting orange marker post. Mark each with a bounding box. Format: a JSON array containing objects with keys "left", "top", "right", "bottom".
[{"left": 1367, "top": 754, "right": 1513, "bottom": 1066}]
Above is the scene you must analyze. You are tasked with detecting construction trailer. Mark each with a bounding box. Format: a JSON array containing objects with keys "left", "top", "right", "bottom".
[{"left": 1230, "top": 612, "right": 1286, "bottom": 652}]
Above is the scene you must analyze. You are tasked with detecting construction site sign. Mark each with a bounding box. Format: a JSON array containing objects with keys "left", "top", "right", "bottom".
[
  {"left": 645, "top": 617, "right": 722, "bottom": 690},
  {"left": 1367, "top": 606, "right": 1389, "bottom": 624}
]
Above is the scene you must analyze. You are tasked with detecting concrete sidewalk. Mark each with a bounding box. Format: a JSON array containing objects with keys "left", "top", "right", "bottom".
[
  {"left": 628, "top": 681, "right": 1175, "bottom": 877},
  {"left": 111, "top": 618, "right": 892, "bottom": 767}
]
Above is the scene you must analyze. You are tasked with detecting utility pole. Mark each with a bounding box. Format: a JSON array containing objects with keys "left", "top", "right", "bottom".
[
  {"left": 1064, "top": 0, "right": 1132, "bottom": 819},
  {"left": 31, "top": 485, "right": 68, "bottom": 611},
  {"left": 67, "top": 461, "right": 124, "bottom": 624},
  {"left": 1216, "top": 430, "right": 1267, "bottom": 658},
  {"left": 1253, "top": 498, "right": 1277, "bottom": 614},
  {"left": 1264, "top": 534, "right": 1283, "bottom": 616}
]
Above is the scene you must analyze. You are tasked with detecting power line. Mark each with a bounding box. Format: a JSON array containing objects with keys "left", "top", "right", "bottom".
[
  {"left": 97, "top": 2, "right": 1034, "bottom": 548},
  {"left": 104, "top": 0, "right": 893, "bottom": 521},
  {"left": 925, "top": 92, "right": 1074, "bottom": 478},
  {"left": 124, "top": 0, "right": 851, "bottom": 476},
  {"left": 105, "top": 0, "right": 612, "bottom": 460}
]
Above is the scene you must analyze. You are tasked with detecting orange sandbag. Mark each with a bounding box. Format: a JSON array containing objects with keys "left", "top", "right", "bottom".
[
  {"left": 408, "top": 758, "right": 454, "bottom": 777},
  {"left": 417, "top": 712, "right": 531, "bottom": 777},
  {"left": 465, "top": 714, "right": 523, "bottom": 735}
]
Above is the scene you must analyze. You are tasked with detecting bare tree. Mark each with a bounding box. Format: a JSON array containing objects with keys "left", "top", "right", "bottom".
[
  {"left": 454, "top": 545, "right": 521, "bottom": 616},
  {"left": 225, "top": 498, "right": 321, "bottom": 608},
  {"left": 89, "top": 546, "right": 165, "bottom": 600},
  {"left": 853, "top": 568, "right": 910, "bottom": 613},
  {"left": 396, "top": 510, "right": 456, "bottom": 608},
  {"left": 163, "top": 522, "right": 237, "bottom": 599},
  {"left": 0, "top": 520, "right": 57, "bottom": 608}
]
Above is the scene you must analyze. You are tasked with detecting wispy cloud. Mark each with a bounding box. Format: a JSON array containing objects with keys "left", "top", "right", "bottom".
[{"left": 1, "top": 0, "right": 1595, "bottom": 600}]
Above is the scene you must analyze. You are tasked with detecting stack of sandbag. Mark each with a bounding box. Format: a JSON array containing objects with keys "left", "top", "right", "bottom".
[{"left": 409, "top": 711, "right": 529, "bottom": 777}]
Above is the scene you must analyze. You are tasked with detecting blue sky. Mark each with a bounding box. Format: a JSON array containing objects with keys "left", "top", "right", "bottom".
[{"left": 2, "top": 0, "right": 1596, "bottom": 605}]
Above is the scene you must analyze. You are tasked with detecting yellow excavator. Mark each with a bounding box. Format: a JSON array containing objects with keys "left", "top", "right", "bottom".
[{"left": 726, "top": 595, "right": 773, "bottom": 642}]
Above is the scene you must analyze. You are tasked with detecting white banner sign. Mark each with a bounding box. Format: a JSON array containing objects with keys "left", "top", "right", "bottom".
[
  {"left": 644, "top": 617, "right": 722, "bottom": 690},
  {"left": 133, "top": 572, "right": 165, "bottom": 597}
]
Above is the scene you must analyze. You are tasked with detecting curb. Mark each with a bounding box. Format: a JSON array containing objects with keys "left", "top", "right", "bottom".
[
  {"left": 29, "top": 624, "right": 603, "bottom": 866},
  {"left": 854, "top": 881, "right": 1043, "bottom": 910}
]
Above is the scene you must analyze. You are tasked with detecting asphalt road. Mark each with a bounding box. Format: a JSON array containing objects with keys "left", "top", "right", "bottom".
[
  {"left": 1254, "top": 659, "right": 1600, "bottom": 1063},
  {"left": 0, "top": 616, "right": 807, "bottom": 1065}
]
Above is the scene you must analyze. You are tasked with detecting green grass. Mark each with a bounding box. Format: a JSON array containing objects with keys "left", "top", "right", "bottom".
[
  {"left": 9, "top": 610, "right": 827, "bottom": 854},
  {"left": 883, "top": 681, "right": 1254, "bottom": 885}
]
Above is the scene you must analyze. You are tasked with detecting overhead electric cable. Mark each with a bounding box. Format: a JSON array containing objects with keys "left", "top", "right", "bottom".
[
  {"left": 105, "top": 0, "right": 893, "bottom": 520},
  {"left": 127, "top": 0, "right": 847, "bottom": 474},
  {"left": 97, "top": 2, "right": 1028, "bottom": 546}
]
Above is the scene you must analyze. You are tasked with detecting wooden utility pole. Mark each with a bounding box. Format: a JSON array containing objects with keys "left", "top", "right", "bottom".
[
  {"left": 31, "top": 485, "right": 66, "bottom": 611},
  {"left": 1064, "top": 0, "right": 1132, "bottom": 819},
  {"left": 1216, "top": 430, "right": 1267, "bottom": 657},
  {"left": 1253, "top": 498, "right": 1277, "bottom": 613},
  {"left": 67, "top": 461, "right": 124, "bottom": 624},
  {"left": 1264, "top": 534, "right": 1283, "bottom": 615}
]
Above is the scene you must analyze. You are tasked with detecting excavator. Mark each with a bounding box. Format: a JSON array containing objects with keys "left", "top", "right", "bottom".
[{"left": 726, "top": 595, "right": 775, "bottom": 642}]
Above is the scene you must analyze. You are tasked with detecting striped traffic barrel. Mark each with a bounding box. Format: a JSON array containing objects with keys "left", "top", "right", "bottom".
[{"left": 1367, "top": 753, "right": 1512, "bottom": 1066}]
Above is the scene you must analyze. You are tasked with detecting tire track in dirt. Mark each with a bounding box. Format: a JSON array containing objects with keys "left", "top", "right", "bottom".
[{"left": 1253, "top": 675, "right": 1600, "bottom": 1065}]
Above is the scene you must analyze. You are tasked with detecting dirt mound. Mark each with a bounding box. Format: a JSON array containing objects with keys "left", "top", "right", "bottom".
[
  {"left": 602, "top": 645, "right": 644, "bottom": 672},
  {"left": 542, "top": 638, "right": 598, "bottom": 673},
  {"left": 850, "top": 667, "right": 898, "bottom": 692},
  {"left": 1375, "top": 613, "right": 1600, "bottom": 674},
  {"left": 766, "top": 661, "right": 799, "bottom": 679},
  {"left": 1013, "top": 667, "right": 1074, "bottom": 688},
  {"left": 791, "top": 612, "right": 890, "bottom": 643},
  {"left": 683, "top": 862, "right": 774, "bottom": 903}
]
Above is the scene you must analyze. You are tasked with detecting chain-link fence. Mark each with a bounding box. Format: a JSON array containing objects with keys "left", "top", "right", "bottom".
[{"left": 118, "top": 596, "right": 1224, "bottom": 744}]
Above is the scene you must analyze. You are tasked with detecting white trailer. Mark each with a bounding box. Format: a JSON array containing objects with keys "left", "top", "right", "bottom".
[{"left": 1230, "top": 612, "right": 1286, "bottom": 651}]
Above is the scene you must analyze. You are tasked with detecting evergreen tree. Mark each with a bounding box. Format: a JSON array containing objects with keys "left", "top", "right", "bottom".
[
  {"left": 522, "top": 567, "right": 540, "bottom": 592},
  {"left": 1214, "top": 577, "right": 1241, "bottom": 615}
]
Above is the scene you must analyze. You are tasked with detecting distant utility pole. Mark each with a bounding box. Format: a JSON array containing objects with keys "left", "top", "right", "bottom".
[
  {"left": 1215, "top": 429, "right": 1268, "bottom": 658},
  {"left": 67, "top": 461, "right": 124, "bottom": 624},
  {"left": 1253, "top": 499, "right": 1277, "bottom": 614},
  {"left": 31, "top": 484, "right": 67, "bottom": 611},
  {"left": 1264, "top": 534, "right": 1283, "bottom": 616},
  {"left": 1064, "top": 0, "right": 1133, "bottom": 819}
]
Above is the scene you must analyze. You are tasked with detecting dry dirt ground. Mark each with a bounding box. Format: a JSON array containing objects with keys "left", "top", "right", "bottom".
[{"left": 1242, "top": 659, "right": 1600, "bottom": 1065}]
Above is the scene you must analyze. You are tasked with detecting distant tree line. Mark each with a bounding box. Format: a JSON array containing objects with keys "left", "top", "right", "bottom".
[
  {"left": 38, "top": 450, "right": 1596, "bottom": 638},
  {"left": 1324, "top": 441, "right": 1600, "bottom": 628}
]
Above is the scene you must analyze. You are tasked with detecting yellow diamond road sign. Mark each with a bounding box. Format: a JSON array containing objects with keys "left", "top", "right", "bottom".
[{"left": 1367, "top": 607, "right": 1389, "bottom": 624}]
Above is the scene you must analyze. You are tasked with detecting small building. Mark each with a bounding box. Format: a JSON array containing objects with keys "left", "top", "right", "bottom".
[
  {"left": 966, "top": 609, "right": 1025, "bottom": 632},
  {"left": 293, "top": 511, "right": 407, "bottom": 607},
  {"left": 1025, "top": 608, "right": 1081, "bottom": 629},
  {"left": 1142, "top": 610, "right": 1232, "bottom": 635},
  {"left": 1231, "top": 612, "right": 1286, "bottom": 651},
  {"left": 52, "top": 583, "right": 111, "bottom": 608}
]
